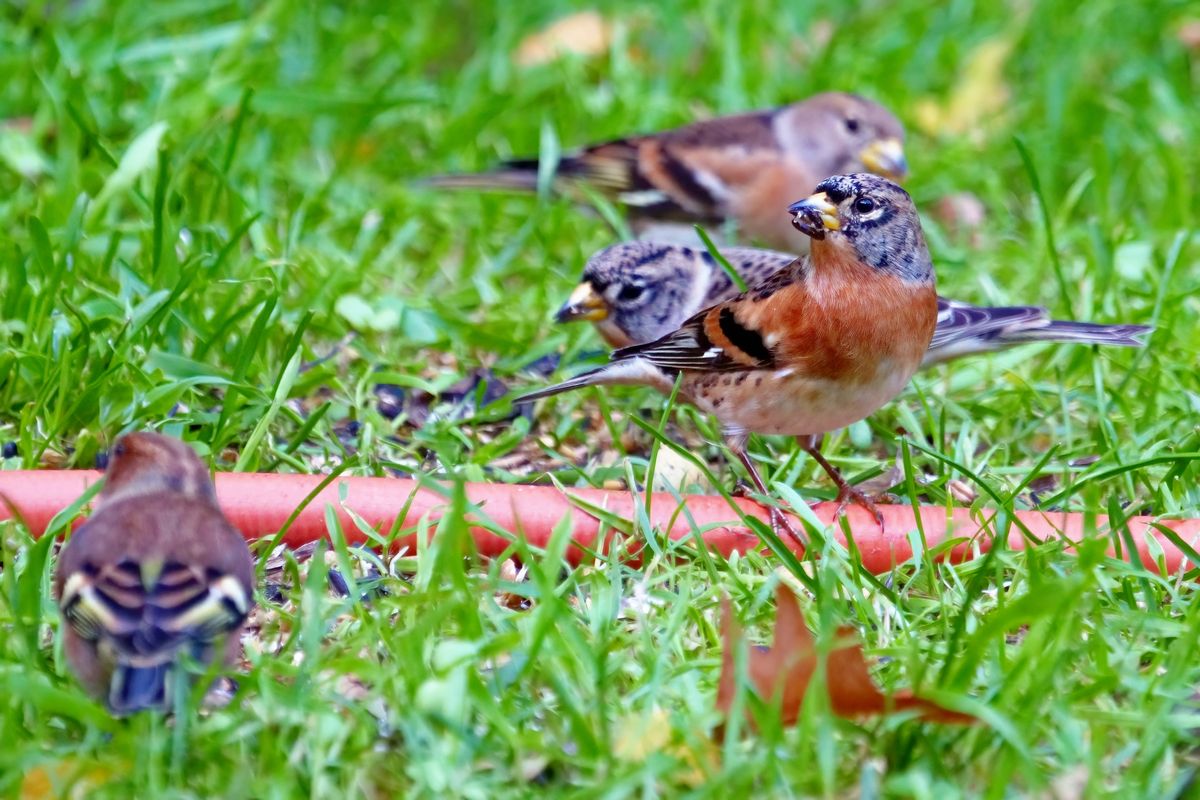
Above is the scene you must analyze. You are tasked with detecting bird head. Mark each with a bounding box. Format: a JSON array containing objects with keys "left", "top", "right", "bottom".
[
  {"left": 788, "top": 173, "right": 932, "bottom": 283},
  {"left": 101, "top": 432, "right": 217, "bottom": 504},
  {"left": 781, "top": 93, "right": 908, "bottom": 182},
  {"left": 556, "top": 244, "right": 709, "bottom": 347}
]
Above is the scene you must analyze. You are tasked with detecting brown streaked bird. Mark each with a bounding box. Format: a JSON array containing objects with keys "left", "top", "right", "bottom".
[
  {"left": 556, "top": 241, "right": 1153, "bottom": 361},
  {"left": 424, "top": 92, "right": 906, "bottom": 252},
  {"left": 519, "top": 173, "right": 937, "bottom": 533},
  {"left": 54, "top": 432, "right": 254, "bottom": 715}
]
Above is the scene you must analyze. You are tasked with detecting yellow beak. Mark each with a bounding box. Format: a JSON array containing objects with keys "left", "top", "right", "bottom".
[
  {"left": 555, "top": 282, "right": 609, "bottom": 323},
  {"left": 787, "top": 192, "right": 841, "bottom": 239},
  {"left": 860, "top": 137, "right": 908, "bottom": 180}
]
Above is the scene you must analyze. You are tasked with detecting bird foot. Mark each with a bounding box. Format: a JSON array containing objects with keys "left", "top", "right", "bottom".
[
  {"left": 833, "top": 484, "right": 887, "bottom": 532},
  {"left": 732, "top": 482, "right": 807, "bottom": 548}
]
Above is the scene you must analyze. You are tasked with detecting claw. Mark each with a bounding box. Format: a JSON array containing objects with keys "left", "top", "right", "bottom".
[{"left": 833, "top": 484, "right": 886, "bottom": 533}]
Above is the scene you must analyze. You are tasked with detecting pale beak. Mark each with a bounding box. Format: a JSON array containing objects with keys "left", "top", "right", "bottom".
[
  {"left": 555, "top": 282, "right": 609, "bottom": 323},
  {"left": 787, "top": 192, "right": 841, "bottom": 240},
  {"left": 860, "top": 137, "right": 908, "bottom": 180}
]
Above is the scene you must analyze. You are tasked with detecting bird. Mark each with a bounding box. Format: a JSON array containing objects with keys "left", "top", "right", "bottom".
[
  {"left": 554, "top": 241, "right": 1153, "bottom": 363},
  {"left": 518, "top": 173, "right": 938, "bottom": 533},
  {"left": 54, "top": 432, "right": 254, "bottom": 715},
  {"left": 424, "top": 92, "right": 906, "bottom": 252}
]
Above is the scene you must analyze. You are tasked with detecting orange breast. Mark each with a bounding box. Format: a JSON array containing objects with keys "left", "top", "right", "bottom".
[{"left": 743, "top": 243, "right": 938, "bottom": 384}]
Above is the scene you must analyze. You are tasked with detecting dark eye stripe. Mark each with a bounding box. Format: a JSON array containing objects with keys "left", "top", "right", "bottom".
[{"left": 855, "top": 205, "right": 895, "bottom": 230}]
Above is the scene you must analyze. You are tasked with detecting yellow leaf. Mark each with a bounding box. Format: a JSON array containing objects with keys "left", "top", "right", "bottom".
[
  {"left": 915, "top": 36, "right": 1014, "bottom": 139},
  {"left": 21, "top": 758, "right": 112, "bottom": 799},
  {"left": 613, "top": 707, "right": 716, "bottom": 787},
  {"left": 514, "top": 11, "right": 612, "bottom": 67}
]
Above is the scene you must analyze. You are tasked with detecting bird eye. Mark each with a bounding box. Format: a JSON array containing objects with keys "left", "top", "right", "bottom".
[
  {"left": 845, "top": 117, "right": 860, "bottom": 133},
  {"left": 617, "top": 284, "right": 645, "bottom": 302},
  {"left": 853, "top": 197, "right": 876, "bottom": 213}
]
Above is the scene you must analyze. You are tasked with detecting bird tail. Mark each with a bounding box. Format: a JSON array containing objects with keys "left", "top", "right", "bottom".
[
  {"left": 418, "top": 162, "right": 541, "bottom": 193},
  {"left": 420, "top": 143, "right": 639, "bottom": 196},
  {"left": 516, "top": 358, "right": 671, "bottom": 404},
  {"left": 515, "top": 366, "right": 611, "bottom": 404},
  {"left": 110, "top": 661, "right": 172, "bottom": 714},
  {"left": 1003, "top": 320, "right": 1153, "bottom": 348}
]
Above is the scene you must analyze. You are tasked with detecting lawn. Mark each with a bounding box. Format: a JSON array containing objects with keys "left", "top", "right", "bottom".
[{"left": 2, "top": 0, "right": 1200, "bottom": 796}]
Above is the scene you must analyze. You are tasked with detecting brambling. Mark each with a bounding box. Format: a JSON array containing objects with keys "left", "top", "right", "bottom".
[
  {"left": 54, "top": 432, "right": 254, "bottom": 714},
  {"left": 426, "top": 92, "right": 906, "bottom": 251},
  {"left": 519, "top": 173, "right": 936, "bottom": 531},
  {"left": 556, "top": 241, "right": 1152, "bottom": 363}
]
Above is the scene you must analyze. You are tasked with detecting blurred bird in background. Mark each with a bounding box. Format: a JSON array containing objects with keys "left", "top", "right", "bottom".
[
  {"left": 55, "top": 432, "right": 254, "bottom": 715},
  {"left": 425, "top": 92, "right": 906, "bottom": 252}
]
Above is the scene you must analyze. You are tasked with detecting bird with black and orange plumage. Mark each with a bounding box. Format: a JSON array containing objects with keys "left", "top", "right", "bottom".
[
  {"left": 519, "top": 173, "right": 937, "bottom": 538},
  {"left": 552, "top": 241, "right": 1151, "bottom": 363}
]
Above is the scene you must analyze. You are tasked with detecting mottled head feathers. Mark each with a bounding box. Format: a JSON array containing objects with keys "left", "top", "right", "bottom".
[
  {"left": 795, "top": 173, "right": 933, "bottom": 284},
  {"left": 101, "top": 432, "right": 216, "bottom": 505}
]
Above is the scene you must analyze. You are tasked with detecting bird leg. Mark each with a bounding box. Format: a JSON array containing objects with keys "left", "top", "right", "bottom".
[
  {"left": 728, "top": 438, "right": 806, "bottom": 547},
  {"left": 797, "top": 435, "right": 885, "bottom": 528}
]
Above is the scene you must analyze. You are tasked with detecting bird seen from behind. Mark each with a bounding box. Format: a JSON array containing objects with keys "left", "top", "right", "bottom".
[{"left": 54, "top": 432, "right": 254, "bottom": 715}]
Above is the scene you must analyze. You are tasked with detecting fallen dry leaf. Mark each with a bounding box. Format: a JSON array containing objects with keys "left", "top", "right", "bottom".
[
  {"left": 933, "top": 192, "right": 987, "bottom": 248},
  {"left": 1178, "top": 19, "right": 1200, "bottom": 53},
  {"left": 947, "top": 478, "right": 979, "bottom": 504},
  {"left": 495, "top": 558, "right": 531, "bottom": 610},
  {"left": 914, "top": 35, "right": 1014, "bottom": 140},
  {"left": 21, "top": 758, "right": 112, "bottom": 799},
  {"left": 787, "top": 18, "right": 836, "bottom": 63},
  {"left": 613, "top": 707, "right": 716, "bottom": 787},
  {"left": 514, "top": 11, "right": 612, "bottom": 67},
  {"left": 717, "top": 583, "right": 976, "bottom": 729}
]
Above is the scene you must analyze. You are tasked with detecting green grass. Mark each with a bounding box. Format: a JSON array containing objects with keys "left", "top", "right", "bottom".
[{"left": 2, "top": 0, "right": 1200, "bottom": 795}]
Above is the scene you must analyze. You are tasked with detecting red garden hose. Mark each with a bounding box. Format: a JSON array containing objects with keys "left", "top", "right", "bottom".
[{"left": 0, "top": 470, "right": 1196, "bottom": 574}]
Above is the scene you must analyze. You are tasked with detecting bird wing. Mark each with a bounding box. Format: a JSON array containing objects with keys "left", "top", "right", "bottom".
[
  {"left": 423, "top": 109, "right": 784, "bottom": 223},
  {"left": 929, "top": 298, "right": 1047, "bottom": 351},
  {"left": 698, "top": 246, "right": 797, "bottom": 307},
  {"left": 61, "top": 558, "right": 251, "bottom": 657},
  {"left": 508, "top": 109, "right": 781, "bottom": 220},
  {"left": 612, "top": 283, "right": 787, "bottom": 373},
  {"left": 621, "top": 111, "right": 781, "bottom": 217}
]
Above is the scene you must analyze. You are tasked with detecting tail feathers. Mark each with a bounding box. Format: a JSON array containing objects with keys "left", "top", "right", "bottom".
[
  {"left": 418, "top": 166, "right": 541, "bottom": 193},
  {"left": 422, "top": 141, "right": 640, "bottom": 196},
  {"left": 110, "top": 661, "right": 172, "bottom": 714},
  {"left": 924, "top": 320, "right": 1153, "bottom": 367},
  {"left": 515, "top": 367, "right": 610, "bottom": 404},
  {"left": 1002, "top": 320, "right": 1153, "bottom": 348},
  {"left": 517, "top": 358, "right": 675, "bottom": 404}
]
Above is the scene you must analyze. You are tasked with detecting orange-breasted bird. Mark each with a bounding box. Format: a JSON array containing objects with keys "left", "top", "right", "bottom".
[
  {"left": 519, "top": 173, "right": 936, "bottom": 532},
  {"left": 554, "top": 241, "right": 1152, "bottom": 361},
  {"left": 425, "top": 92, "right": 906, "bottom": 252}
]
